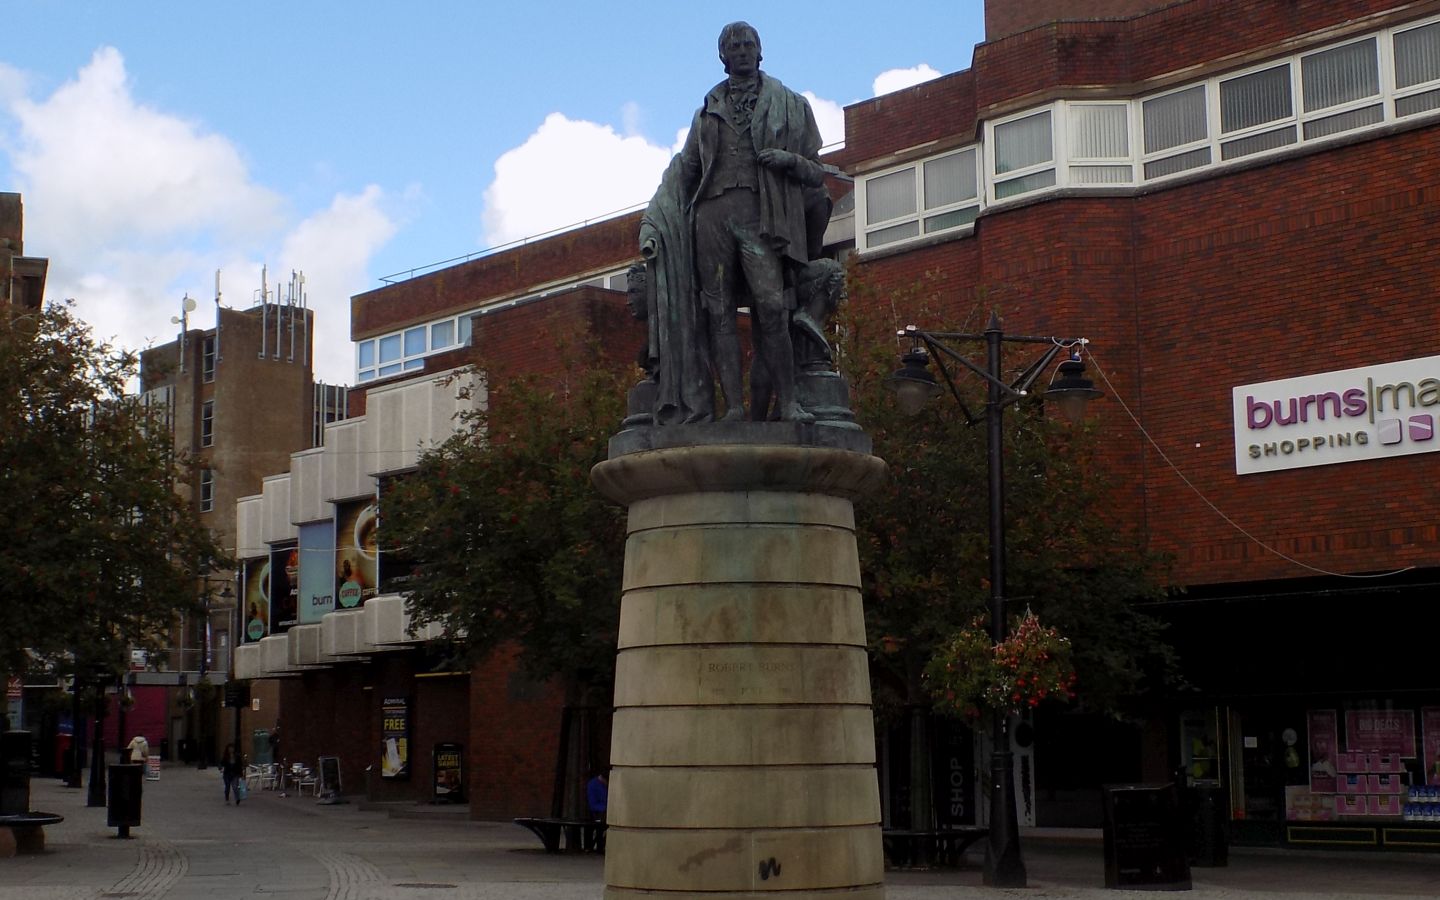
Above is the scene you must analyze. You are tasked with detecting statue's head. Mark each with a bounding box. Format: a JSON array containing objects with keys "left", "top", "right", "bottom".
[
  {"left": 718, "top": 21, "right": 762, "bottom": 76},
  {"left": 626, "top": 263, "right": 648, "bottom": 321}
]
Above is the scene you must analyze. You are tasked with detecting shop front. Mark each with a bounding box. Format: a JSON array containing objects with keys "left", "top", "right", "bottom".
[{"left": 1162, "top": 574, "right": 1440, "bottom": 850}]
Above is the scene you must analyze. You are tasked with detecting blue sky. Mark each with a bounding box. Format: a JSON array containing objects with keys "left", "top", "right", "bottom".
[{"left": 1, "top": 2, "right": 985, "bottom": 383}]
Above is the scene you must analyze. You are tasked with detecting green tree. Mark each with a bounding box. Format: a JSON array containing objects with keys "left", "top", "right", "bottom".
[
  {"left": 0, "top": 302, "right": 228, "bottom": 679},
  {"left": 837, "top": 280, "right": 1177, "bottom": 724},
  {"left": 379, "top": 352, "right": 631, "bottom": 699}
]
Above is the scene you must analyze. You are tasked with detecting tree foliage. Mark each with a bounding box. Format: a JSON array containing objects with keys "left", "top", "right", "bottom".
[
  {"left": 379, "top": 351, "right": 631, "bottom": 699},
  {"left": 838, "top": 276, "right": 1178, "bottom": 721},
  {"left": 0, "top": 302, "right": 228, "bottom": 678}
]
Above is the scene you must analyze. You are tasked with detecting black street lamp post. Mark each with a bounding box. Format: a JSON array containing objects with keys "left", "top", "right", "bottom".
[
  {"left": 887, "top": 313, "right": 1101, "bottom": 889},
  {"left": 195, "top": 581, "right": 235, "bottom": 771}
]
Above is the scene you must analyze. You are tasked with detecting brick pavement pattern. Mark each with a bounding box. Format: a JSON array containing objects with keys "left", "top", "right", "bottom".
[{"left": 2, "top": 764, "right": 1438, "bottom": 899}]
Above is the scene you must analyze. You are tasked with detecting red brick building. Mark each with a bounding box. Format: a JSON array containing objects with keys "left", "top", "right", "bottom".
[{"left": 838, "top": 0, "right": 1440, "bottom": 847}]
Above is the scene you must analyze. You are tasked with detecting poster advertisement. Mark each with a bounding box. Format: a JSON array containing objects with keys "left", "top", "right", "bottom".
[
  {"left": 434, "top": 742, "right": 464, "bottom": 802},
  {"left": 1308, "top": 709, "right": 1338, "bottom": 793},
  {"left": 381, "top": 697, "right": 410, "bottom": 779},
  {"left": 334, "top": 499, "right": 379, "bottom": 610},
  {"left": 297, "top": 521, "right": 336, "bottom": 625},
  {"left": 1345, "top": 709, "right": 1416, "bottom": 755},
  {"left": 1423, "top": 708, "right": 1440, "bottom": 785},
  {"left": 268, "top": 542, "right": 298, "bottom": 632},
  {"left": 241, "top": 556, "right": 270, "bottom": 642}
]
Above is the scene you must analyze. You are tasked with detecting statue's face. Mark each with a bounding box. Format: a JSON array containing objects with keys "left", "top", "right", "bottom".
[
  {"left": 626, "top": 278, "right": 647, "bottom": 320},
  {"left": 722, "top": 30, "right": 760, "bottom": 78}
]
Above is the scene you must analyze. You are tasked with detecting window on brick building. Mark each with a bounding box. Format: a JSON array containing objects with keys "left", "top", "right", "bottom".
[
  {"left": 1068, "top": 103, "right": 1132, "bottom": 184},
  {"left": 1142, "top": 85, "right": 1211, "bottom": 179},
  {"left": 991, "top": 109, "right": 1056, "bottom": 200},
  {"left": 1300, "top": 38, "right": 1382, "bottom": 139},
  {"left": 200, "top": 468, "right": 215, "bottom": 513},
  {"left": 1394, "top": 21, "right": 1440, "bottom": 117},
  {"left": 201, "top": 335, "right": 217, "bottom": 382},
  {"left": 354, "top": 268, "right": 628, "bottom": 382},
  {"left": 858, "top": 147, "right": 979, "bottom": 250},
  {"left": 1219, "top": 63, "right": 1298, "bottom": 160},
  {"left": 201, "top": 400, "right": 215, "bottom": 448}
]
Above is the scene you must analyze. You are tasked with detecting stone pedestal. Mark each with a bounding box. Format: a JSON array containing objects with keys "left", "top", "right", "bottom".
[{"left": 592, "top": 426, "right": 887, "bottom": 899}]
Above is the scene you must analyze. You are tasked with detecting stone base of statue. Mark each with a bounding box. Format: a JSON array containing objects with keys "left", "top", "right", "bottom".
[{"left": 592, "top": 424, "right": 887, "bottom": 899}]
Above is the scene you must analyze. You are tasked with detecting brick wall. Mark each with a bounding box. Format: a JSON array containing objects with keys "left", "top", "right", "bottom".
[
  {"left": 351, "top": 213, "right": 641, "bottom": 339},
  {"left": 986, "top": 0, "right": 1179, "bottom": 41},
  {"left": 973, "top": 0, "right": 1439, "bottom": 113},
  {"left": 854, "top": 124, "right": 1440, "bottom": 589},
  {"left": 468, "top": 644, "right": 566, "bottom": 820}
]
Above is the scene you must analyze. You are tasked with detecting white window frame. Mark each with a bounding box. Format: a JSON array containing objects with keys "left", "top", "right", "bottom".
[
  {"left": 1062, "top": 100, "right": 1136, "bottom": 186},
  {"left": 985, "top": 106, "right": 1059, "bottom": 203},
  {"left": 856, "top": 146, "right": 981, "bottom": 252},
  {"left": 1215, "top": 59, "right": 1300, "bottom": 162},
  {"left": 199, "top": 469, "right": 215, "bottom": 513},
  {"left": 200, "top": 399, "right": 215, "bottom": 448},
  {"left": 354, "top": 267, "right": 631, "bottom": 383},
  {"left": 1297, "top": 35, "right": 1386, "bottom": 141},
  {"left": 1390, "top": 16, "right": 1440, "bottom": 118},
  {"left": 1139, "top": 83, "right": 1213, "bottom": 182}
]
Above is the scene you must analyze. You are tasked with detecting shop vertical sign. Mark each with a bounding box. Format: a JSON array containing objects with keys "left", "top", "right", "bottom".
[
  {"left": 381, "top": 697, "right": 409, "bottom": 779},
  {"left": 268, "top": 542, "right": 298, "bottom": 632},
  {"left": 1308, "top": 709, "right": 1338, "bottom": 793},
  {"left": 1421, "top": 708, "right": 1440, "bottom": 786},
  {"left": 334, "top": 499, "right": 378, "bottom": 610},
  {"left": 297, "top": 522, "right": 335, "bottom": 625},
  {"left": 241, "top": 556, "right": 270, "bottom": 642},
  {"left": 433, "top": 742, "right": 464, "bottom": 802}
]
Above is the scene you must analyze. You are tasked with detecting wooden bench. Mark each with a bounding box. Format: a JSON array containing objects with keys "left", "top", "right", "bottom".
[
  {"left": 512, "top": 816, "right": 605, "bottom": 853},
  {"left": 882, "top": 827, "right": 989, "bottom": 868},
  {"left": 0, "top": 812, "right": 65, "bottom": 857}
]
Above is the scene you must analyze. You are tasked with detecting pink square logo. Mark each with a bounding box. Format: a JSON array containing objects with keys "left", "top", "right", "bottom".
[{"left": 1409, "top": 415, "right": 1434, "bottom": 442}]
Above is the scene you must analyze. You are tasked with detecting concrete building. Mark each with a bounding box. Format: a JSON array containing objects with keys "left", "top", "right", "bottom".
[
  {"left": 137, "top": 281, "right": 345, "bottom": 765},
  {"left": 234, "top": 216, "right": 644, "bottom": 815}
]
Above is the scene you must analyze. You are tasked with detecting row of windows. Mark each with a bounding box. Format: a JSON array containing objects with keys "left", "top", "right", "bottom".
[
  {"left": 859, "top": 17, "right": 1440, "bottom": 251},
  {"left": 355, "top": 269, "right": 631, "bottom": 383}
]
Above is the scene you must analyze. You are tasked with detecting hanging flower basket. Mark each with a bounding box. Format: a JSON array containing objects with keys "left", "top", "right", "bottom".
[{"left": 924, "top": 610, "right": 1077, "bottom": 722}]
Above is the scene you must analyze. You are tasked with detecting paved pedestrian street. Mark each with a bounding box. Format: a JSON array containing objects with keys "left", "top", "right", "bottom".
[{"left": 2, "top": 764, "right": 1437, "bottom": 899}]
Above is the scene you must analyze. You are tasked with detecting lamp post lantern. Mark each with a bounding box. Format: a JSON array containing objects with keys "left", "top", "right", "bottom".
[{"left": 887, "top": 312, "right": 1101, "bottom": 888}]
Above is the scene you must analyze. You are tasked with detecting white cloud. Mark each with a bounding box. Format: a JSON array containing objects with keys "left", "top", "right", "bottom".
[
  {"left": 873, "top": 64, "right": 943, "bottom": 97},
  {"left": 11, "top": 48, "right": 283, "bottom": 258},
  {"left": 482, "top": 90, "right": 849, "bottom": 248},
  {"left": 802, "top": 91, "right": 846, "bottom": 149},
  {"left": 279, "top": 186, "right": 399, "bottom": 384},
  {"left": 3, "top": 47, "right": 399, "bottom": 387},
  {"left": 480, "top": 112, "right": 671, "bottom": 247}
]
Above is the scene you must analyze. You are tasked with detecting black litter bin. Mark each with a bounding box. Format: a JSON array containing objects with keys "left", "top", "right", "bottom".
[
  {"left": 1102, "top": 783, "right": 1192, "bottom": 891},
  {"left": 1190, "top": 786, "right": 1228, "bottom": 867},
  {"left": 2, "top": 731, "right": 32, "bottom": 816},
  {"left": 107, "top": 764, "right": 144, "bottom": 837}
]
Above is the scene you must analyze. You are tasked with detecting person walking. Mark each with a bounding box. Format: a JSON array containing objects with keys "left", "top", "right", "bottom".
[
  {"left": 125, "top": 733, "right": 150, "bottom": 765},
  {"left": 221, "top": 746, "right": 243, "bottom": 805},
  {"left": 585, "top": 772, "right": 608, "bottom": 852}
]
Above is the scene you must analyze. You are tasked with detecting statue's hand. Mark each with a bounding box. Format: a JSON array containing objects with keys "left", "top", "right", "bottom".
[{"left": 758, "top": 148, "right": 794, "bottom": 171}]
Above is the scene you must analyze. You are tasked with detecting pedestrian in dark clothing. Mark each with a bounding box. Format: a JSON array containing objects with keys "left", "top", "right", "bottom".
[
  {"left": 585, "top": 772, "right": 608, "bottom": 852},
  {"left": 221, "top": 747, "right": 243, "bottom": 805}
]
